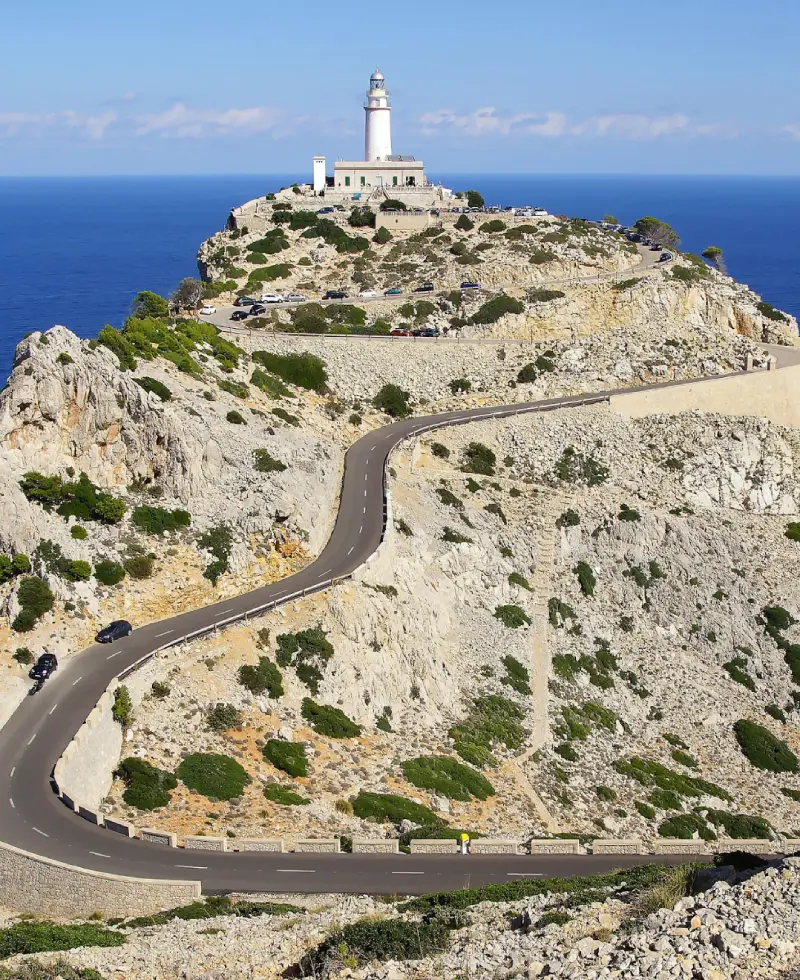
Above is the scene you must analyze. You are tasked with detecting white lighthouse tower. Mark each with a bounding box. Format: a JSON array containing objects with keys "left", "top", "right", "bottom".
[{"left": 364, "top": 67, "right": 392, "bottom": 162}]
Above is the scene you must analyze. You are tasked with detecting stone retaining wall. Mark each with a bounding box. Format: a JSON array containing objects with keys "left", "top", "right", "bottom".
[
  {"left": 0, "top": 840, "right": 200, "bottom": 917},
  {"left": 529, "top": 839, "right": 582, "bottom": 854},
  {"left": 53, "top": 681, "right": 121, "bottom": 811},
  {"left": 410, "top": 839, "right": 458, "bottom": 854},
  {"left": 185, "top": 836, "right": 228, "bottom": 851},
  {"left": 591, "top": 839, "right": 644, "bottom": 855},
  {"left": 352, "top": 839, "right": 399, "bottom": 854},
  {"left": 236, "top": 839, "right": 285, "bottom": 852},
  {"left": 293, "top": 839, "right": 340, "bottom": 853},
  {"left": 470, "top": 840, "right": 520, "bottom": 855}
]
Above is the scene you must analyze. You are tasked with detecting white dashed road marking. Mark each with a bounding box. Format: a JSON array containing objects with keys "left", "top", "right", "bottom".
[
  {"left": 33, "top": 827, "right": 48, "bottom": 837},
  {"left": 359, "top": 526, "right": 363, "bottom": 534},
  {"left": 9, "top": 799, "right": 14, "bottom": 809},
  {"left": 176, "top": 864, "right": 208, "bottom": 870},
  {"left": 277, "top": 869, "right": 315, "bottom": 873},
  {"left": 154, "top": 631, "right": 173, "bottom": 638},
  {"left": 49, "top": 704, "right": 58, "bottom": 715},
  {"left": 216, "top": 609, "right": 234, "bottom": 615},
  {"left": 506, "top": 873, "right": 544, "bottom": 877},
  {"left": 27, "top": 734, "right": 36, "bottom": 746},
  {"left": 392, "top": 871, "right": 424, "bottom": 875},
  {"left": 72, "top": 677, "right": 82, "bottom": 686},
  {"left": 106, "top": 651, "right": 122, "bottom": 659},
  {"left": 9, "top": 768, "right": 14, "bottom": 778},
  {"left": 347, "top": 547, "right": 354, "bottom": 555},
  {"left": 90, "top": 851, "right": 110, "bottom": 859}
]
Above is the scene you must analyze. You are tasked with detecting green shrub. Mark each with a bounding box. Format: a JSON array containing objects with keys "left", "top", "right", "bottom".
[
  {"left": 449, "top": 378, "right": 472, "bottom": 394},
  {"left": 272, "top": 407, "right": 300, "bottom": 426},
  {"left": 449, "top": 695, "right": 525, "bottom": 768},
  {"left": 94, "top": 561, "right": 126, "bottom": 586},
  {"left": 436, "top": 488, "right": 463, "bottom": 510},
  {"left": 780, "top": 787, "right": 800, "bottom": 802},
  {"left": 672, "top": 749, "right": 698, "bottom": 769},
  {"left": 0, "top": 958, "right": 106, "bottom": 978},
  {"left": 595, "top": 785, "right": 617, "bottom": 802},
  {"left": 135, "top": 377, "right": 172, "bottom": 402},
  {"left": 649, "top": 788, "right": 681, "bottom": 810},
  {"left": 502, "top": 654, "right": 531, "bottom": 694},
  {"left": 494, "top": 604, "right": 531, "bottom": 628},
  {"left": 442, "top": 526, "right": 472, "bottom": 544},
  {"left": 528, "top": 289, "right": 565, "bottom": 302},
  {"left": 116, "top": 757, "right": 177, "bottom": 810},
  {"left": 733, "top": 719, "right": 798, "bottom": 773},
  {"left": 123, "top": 895, "right": 300, "bottom": 929},
  {"left": 264, "top": 784, "right": 309, "bottom": 806},
  {"left": 177, "top": 752, "right": 251, "bottom": 800},
  {"left": 636, "top": 801, "right": 656, "bottom": 819},
  {"left": 70, "top": 525, "right": 88, "bottom": 540},
  {"left": 462, "top": 442, "right": 496, "bottom": 476},
  {"left": 352, "top": 792, "right": 440, "bottom": 825},
  {"left": 555, "top": 742, "right": 579, "bottom": 761},
  {"left": 226, "top": 409, "right": 245, "bottom": 424},
  {"left": 556, "top": 509, "right": 580, "bottom": 528},
  {"left": 112, "top": 686, "right": 133, "bottom": 726},
  {"left": 574, "top": 561, "right": 596, "bottom": 597},
  {"left": 263, "top": 739, "right": 308, "bottom": 777},
  {"left": 529, "top": 249, "right": 556, "bottom": 264},
  {"left": 251, "top": 368, "right": 292, "bottom": 399},
  {"left": 786, "top": 523, "right": 800, "bottom": 542},
  {"left": 124, "top": 554, "right": 154, "bottom": 580},
  {"left": 401, "top": 756, "right": 494, "bottom": 801},
  {"left": 299, "top": 918, "right": 449, "bottom": 976},
  {"left": 757, "top": 301, "right": 788, "bottom": 322},
  {"left": 11, "top": 576, "right": 54, "bottom": 632},
  {"left": 723, "top": 657, "right": 755, "bottom": 691},
  {"left": 508, "top": 571, "right": 532, "bottom": 591},
  {"left": 238, "top": 657, "right": 284, "bottom": 698},
  {"left": 252, "top": 350, "right": 328, "bottom": 392},
  {"left": 0, "top": 923, "right": 124, "bottom": 960},
  {"left": 479, "top": 219, "right": 506, "bottom": 233},
  {"left": 658, "top": 814, "right": 716, "bottom": 841},
  {"left": 484, "top": 502, "right": 506, "bottom": 523},
  {"left": 13, "top": 647, "right": 33, "bottom": 665},
  {"left": 246, "top": 263, "right": 293, "bottom": 287},
  {"left": 131, "top": 506, "right": 191, "bottom": 535},
  {"left": 206, "top": 702, "right": 242, "bottom": 733},
  {"left": 431, "top": 443, "right": 450, "bottom": 459},
  {"left": 618, "top": 503, "right": 641, "bottom": 522},
  {"left": 198, "top": 525, "right": 232, "bottom": 584},
  {"left": 765, "top": 704, "right": 787, "bottom": 723},
  {"left": 151, "top": 680, "right": 170, "bottom": 699},
  {"left": 455, "top": 214, "right": 474, "bottom": 231},
  {"left": 469, "top": 295, "right": 524, "bottom": 325},
  {"left": 614, "top": 756, "right": 731, "bottom": 801},
  {"left": 706, "top": 809, "right": 773, "bottom": 839},
  {"left": 373, "top": 383, "right": 411, "bottom": 418},
  {"left": 613, "top": 278, "right": 640, "bottom": 291},
  {"left": 301, "top": 698, "right": 361, "bottom": 738},
  {"left": 20, "top": 471, "right": 127, "bottom": 525},
  {"left": 253, "top": 450, "right": 287, "bottom": 473},
  {"left": 217, "top": 378, "right": 250, "bottom": 399},
  {"left": 554, "top": 447, "right": 609, "bottom": 486}
]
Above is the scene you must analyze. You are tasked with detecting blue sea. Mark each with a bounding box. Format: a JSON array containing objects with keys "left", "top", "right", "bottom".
[{"left": 1, "top": 174, "right": 799, "bottom": 380}]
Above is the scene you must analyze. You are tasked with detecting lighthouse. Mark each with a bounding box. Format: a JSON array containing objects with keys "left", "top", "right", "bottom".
[{"left": 364, "top": 67, "right": 392, "bottom": 162}]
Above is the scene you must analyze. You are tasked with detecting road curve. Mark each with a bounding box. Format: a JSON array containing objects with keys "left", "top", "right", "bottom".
[{"left": 0, "top": 371, "right": 762, "bottom": 895}]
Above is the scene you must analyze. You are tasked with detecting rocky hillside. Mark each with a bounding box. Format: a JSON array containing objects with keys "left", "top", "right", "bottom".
[{"left": 5, "top": 856, "right": 800, "bottom": 979}]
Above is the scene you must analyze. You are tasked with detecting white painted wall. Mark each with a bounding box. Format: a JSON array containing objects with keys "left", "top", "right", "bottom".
[
  {"left": 313, "top": 156, "right": 326, "bottom": 193},
  {"left": 365, "top": 105, "right": 392, "bottom": 161}
]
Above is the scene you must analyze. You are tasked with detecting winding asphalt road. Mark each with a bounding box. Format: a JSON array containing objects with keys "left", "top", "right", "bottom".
[{"left": 0, "top": 366, "right": 774, "bottom": 895}]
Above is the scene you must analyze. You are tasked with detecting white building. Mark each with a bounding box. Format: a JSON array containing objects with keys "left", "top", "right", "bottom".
[{"left": 312, "top": 68, "right": 452, "bottom": 207}]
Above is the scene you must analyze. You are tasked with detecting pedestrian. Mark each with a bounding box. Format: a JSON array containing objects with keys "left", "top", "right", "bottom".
[{"left": 460, "top": 832, "right": 470, "bottom": 855}]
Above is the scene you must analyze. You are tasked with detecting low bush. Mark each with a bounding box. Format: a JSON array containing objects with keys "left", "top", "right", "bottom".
[
  {"left": 436, "top": 488, "right": 463, "bottom": 510},
  {"left": 528, "top": 289, "right": 565, "bottom": 302},
  {"left": 766, "top": 704, "right": 787, "bottom": 723},
  {"left": 401, "top": 755, "right": 495, "bottom": 801},
  {"left": 251, "top": 368, "right": 292, "bottom": 399},
  {"left": 781, "top": 787, "right": 800, "bottom": 802},
  {"left": 124, "top": 554, "right": 154, "bottom": 579},
  {"left": 786, "top": 522, "right": 800, "bottom": 542},
  {"left": 134, "top": 376, "right": 172, "bottom": 402},
  {"left": 301, "top": 698, "right": 362, "bottom": 738},
  {"left": 263, "top": 739, "right": 308, "bottom": 777},
  {"left": 573, "top": 561, "right": 596, "bottom": 596},
  {"left": 449, "top": 378, "right": 472, "bottom": 394},
  {"left": 706, "top": 808, "right": 773, "bottom": 839},
  {"left": 449, "top": 695, "right": 525, "bottom": 768},
  {"left": 723, "top": 657, "right": 755, "bottom": 691},
  {"left": 20, "top": 471, "right": 127, "bottom": 525},
  {"left": 442, "top": 526, "right": 472, "bottom": 544},
  {"left": 122, "top": 895, "right": 300, "bottom": 929},
  {"left": 757, "top": 301, "right": 789, "bottom": 322},
  {"left": 658, "top": 813, "right": 716, "bottom": 841},
  {"left": 494, "top": 604, "right": 531, "bottom": 628},
  {"left": 264, "top": 783, "right": 309, "bottom": 806},
  {"left": 733, "top": 719, "right": 798, "bottom": 773},
  {"left": 238, "top": 657, "right": 284, "bottom": 698},
  {"left": 431, "top": 442, "right": 450, "bottom": 459},
  {"left": 252, "top": 350, "right": 327, "bottom": 392},
  {"left": 508, "top": 571, "right": 532, "bottom": 591},
  {"left": 151, "top": 680, "right": 170, "bottom": 699},
  {"left": 131, "top": 506, "right": 191, "bottom": 535},
  {"left": 455, "top": 214, "right": 474, "bottom": 231},
  {"left": 556, "top": 509, "right": 580, "bottom": 528},
  {"left": 112, "top": 686, "right": 133, "bottom": 726},
  {"left": 595, "top": 785, "right": 617, "bottom": 802},
  {"left": 13, "top": 647, "right": 33, "bottom": 664},
  {"left": 484, "top": 502, "right": 506, "bottom": 523},
  {"left": 469, "top": 295, "right": 524, "bottom": 325},
  {"left": 0, "top": 923, "right": 124, "bottom": 960},
  {"left": 529, "top": 249, "right": 556, "bottom": 264},
  {"left": 272, "top": 407, "right": 300, "bottom": 426},
  {"left": 614, "top": 756, "right": 730, "bottom": 801},
  {"left": 94, "top": 561, "right": 126, "bottom": 586},
  {"left": 479, "top": 219, "right": 506, "bottom": 233},
  {"left": 226, "top": 410, "right": 246, "bottom": 424},
  {"left": 613, "top": 278, "right": 639, "bottom": 291},
  {"left": 207, "top": 702, "right": 242, "bottom": 733},
  {"left": 253, "top": 450, "right": 287, "bottom": 474},
  {"left": 116, "top": 757, "right": 177, "bottom": 809},
  {"left": 198, "top": 524, "right": 232, "bottom": 584},
  {"left": 299, "top": 918, "right": 449, "bottom": 976},
  {"left": 217, "top": 379, "right": 250, "bottom": 399},
  {"left": 352, "top": 792, "right": 440, "bottom": 825},
  {"left": 462, "top": 442, "right": 496, "bottom": 476},
  {"left": 502, "top": 654, "right": 531, "bottom": 694},
  {"left": 672, "top": 749, "right": 699, "bottom": 769},
  {"left": 373, "top": 383, "right": 411, "bottom": 418},
  {"left": 70, "top": 525, "right": 88, "bottom": 540},
  {"left": 618, "top": 503, "right": 641, "bottom": 522},
  {"left": 177, "top": 752, "right": 251, "bottom": 800}
]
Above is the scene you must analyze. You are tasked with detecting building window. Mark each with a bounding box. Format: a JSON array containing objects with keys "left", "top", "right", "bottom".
[
  {"left": 360, "top": 176, "right": 366, "bottom": 187},
  {"left": 393, "top": 176, "right": 398, "bottom": 186},
  {"left": 345, "top": 176, "right": 350, "bottom": 186}
]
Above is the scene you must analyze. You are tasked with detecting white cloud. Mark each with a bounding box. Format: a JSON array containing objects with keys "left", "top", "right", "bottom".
[
  {"left": 419, "top": 107, "right": 736, "bottom": 141},
  {"left": 781, "top": 124, "right": 800, "bottom": 141},
  {"left": 135, "top": 103, "right": 288, "bottom": 139},
  {"left": 0, "top": 109, "right": 117, "bottom": 140}
]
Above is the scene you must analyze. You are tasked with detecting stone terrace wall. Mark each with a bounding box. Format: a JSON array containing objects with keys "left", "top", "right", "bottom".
[
  {"left": 0, "top": 840, "right": 199, "bottom": 917},
  {"left": 53, "top": 682, "right": 121, "bottom": 810}
]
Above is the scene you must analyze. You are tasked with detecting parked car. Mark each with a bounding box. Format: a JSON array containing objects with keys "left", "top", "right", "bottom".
[
  {"left": 413, "top": 282, "right": 434, "bottom": 293},
  {"left": 230, "top": 310, "right": 249, "bottom": 321},
  {"left": 95, "top": 620, "right": 133, "bottom": 643},
  {"left": 650, "top": 244, "right": 661, "bottom": 251},
  {"left": 420, "top": 327, "right": 440, "bottom": 337},
  {"left": 659, "top": 252, "right": 671, "bottom": 262},
  {"left": 323, "top": 289, "right": 347, "bottom": 300},
  {"left": 199, "top": 305, "right": 216, "bottom": 315},
  {"left": 384, "top": 287, "right": 403, "bottom": 295},
  {"left": 285, "top": 293, "right": 307, "bottom": 303},
  {"left": 359, "top": 289, "right": 379, "bottom": 298},
  {"left": 261, "top": 293, "right": 283, "bottom": 304},
  {"left": 317, "top": 207, "right": 334, "bottom": 214},
  {"left": 390, "top": 329, "right": 412, "bottom": 337},
  {"left": 460, "top": 281, "right": 480, "bottom": 289},
  {"left": 29, "top": 653, "right": 58, "bottom": 681},
  {"left": 249, "top": 304, "right": 266, "bottom": 315},
  {"left": 234, "top": 296, "right": 257, "bottom": 307}
]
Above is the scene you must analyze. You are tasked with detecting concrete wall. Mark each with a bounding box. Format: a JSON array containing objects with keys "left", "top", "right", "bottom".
[
  {"left": 53, "top": 682, "right": 121, "bottom": 811},
  {"left": 610, "top": 365, "right": 800, "bottom": 429},
  {"left": 376, "top": 212, "right": 434, "bottom": 233},
  {"left": 0, "top": 840, "right": 199, "bottom": 917}
]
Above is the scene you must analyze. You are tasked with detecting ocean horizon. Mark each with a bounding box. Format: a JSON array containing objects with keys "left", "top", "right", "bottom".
[{"left": 1, "top": 173, "right": 799, "bottom": 379}]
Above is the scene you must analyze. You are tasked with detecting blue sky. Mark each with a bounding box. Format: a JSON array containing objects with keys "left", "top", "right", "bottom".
[{"left": 2, "top": 0, "right": 799, "bottom": 176}]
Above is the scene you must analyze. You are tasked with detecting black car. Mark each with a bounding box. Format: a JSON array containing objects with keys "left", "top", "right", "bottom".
[
  {"left": 249, "top": 304, "right": 266, "bottom": 315},
  {"left": 29, "top": 653, "right": 58, "bottom": 680},
  {"left": 420, "top": 327, "right": 440, "bottom": 337},
  {"left": 460, "top": 281, "right": 480, "bottom": 289},
  {"left": 95, "top": 620, "right": 132, "bottom": 643},
  {"left": 234, "top": 296, "right": 257, "bottom": 307},
  {"left": 413, "top": 283, "right": 434, "bottom": 293},
  {"left": 323, "top": 289, "right": 347, "bottom": 300},
  {"left": 230, "top": 309, "right": 249, "bottom": 321}
]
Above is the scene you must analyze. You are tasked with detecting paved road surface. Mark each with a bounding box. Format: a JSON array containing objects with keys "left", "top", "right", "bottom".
[{"left": 0, "top": 362, "right": 776, "bottom": 896}]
